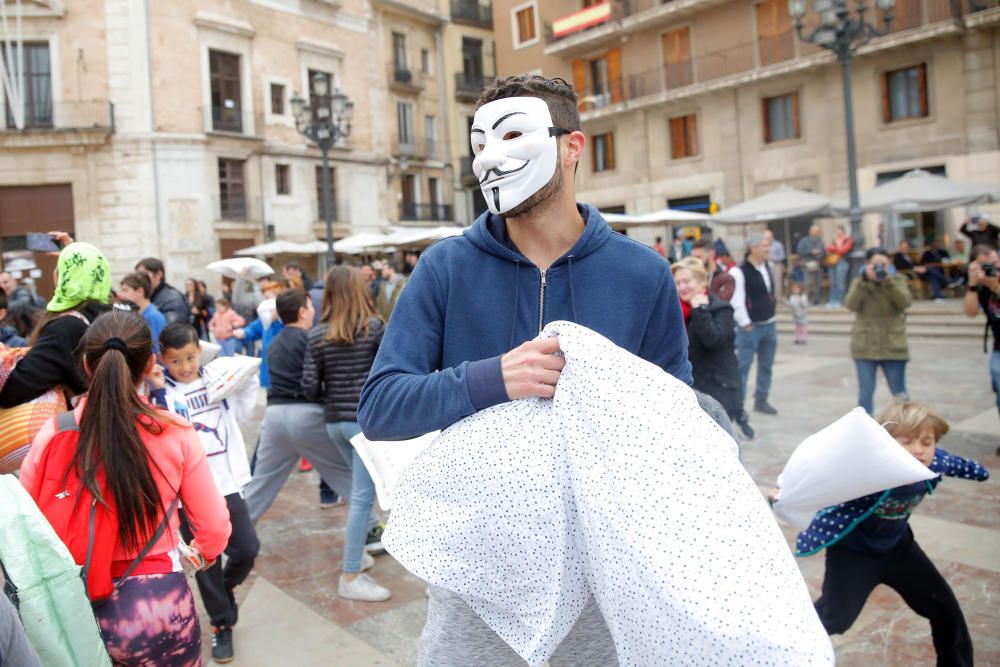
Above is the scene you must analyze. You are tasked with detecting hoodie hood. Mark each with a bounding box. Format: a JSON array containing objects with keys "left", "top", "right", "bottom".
[{"left": 464, "top": 203, "right": 613, "bottom": 267}]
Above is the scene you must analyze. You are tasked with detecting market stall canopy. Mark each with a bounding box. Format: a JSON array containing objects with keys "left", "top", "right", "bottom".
[
  {"left": 381, "top": 226, "right": 465, "bottom": 248},
  {"left": 711, "top": 186, "right": 836, "bottom": 224},
  {"left": 234, "top": 240, "right": 320, "bottom": 256},
  {"left": 602, "top": 209, "right": 709, "bottom": 228},
  {"left": 845, "top": 169, "right": 1000, "bottom": 214},
  {"left": 206, "top": 257, "right": 274, "bottom": 280}
]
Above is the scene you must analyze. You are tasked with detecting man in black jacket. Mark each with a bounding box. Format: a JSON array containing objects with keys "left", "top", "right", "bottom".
[{"left": 135, "top": 257, "right": 190, "bottom": 324}]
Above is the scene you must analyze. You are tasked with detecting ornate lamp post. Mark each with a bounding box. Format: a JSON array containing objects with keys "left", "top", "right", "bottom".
[
  {"left": 291, "top": 72, "right": 354, "bottom": 268},
  {"left": 789, "top": 0, "right": 895, "bottom": 253}
]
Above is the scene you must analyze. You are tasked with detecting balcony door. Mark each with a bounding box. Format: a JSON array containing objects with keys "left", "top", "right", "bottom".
[
  {"left": 662, "top": 28, "right": 693, "bottom": 90},
  {"left": 756, "top": 0, "right": 793, "bottom": 66},
  {"left": 462, "top": 37, "right": 484, "bottom": 81},
  {"left": 3, "top": 42, "right": 52, "bottom": 128},
  {"left": 210, "top": 50, "right": 242, "bottom": 132}
]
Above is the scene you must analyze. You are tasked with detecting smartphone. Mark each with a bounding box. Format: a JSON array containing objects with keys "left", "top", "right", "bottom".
[{"left": 26, "top": 232, "right": 61, "bottom": 253}]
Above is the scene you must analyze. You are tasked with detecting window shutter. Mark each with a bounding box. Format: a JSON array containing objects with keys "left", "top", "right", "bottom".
[
  {"left": 607, "top": 132, "right": 616, "bottom": 170},
  {"left": 669, "top": 117, "right": 683, "bottom": 159},
  {"left": 917, "top": 63, "right": 928, "bottom": 117},
  {"left": 573, "top": 59, "right": 587, "bottom": 111},
  {"left": 687, "top": 114, "right": 698, "bottom": 156},
  {"left": 762, "top": 98, "right": 771, "bottom": 143},
  {"left": 607, "top": 48, "right": 622, "bottom": 104},
  {"left": 881, "top": 72, "right": 892, "bottom": 123},
  {"left": 792, "top": 92, "right": 800, "bottom": 138},
  {"left": 592, "top": 135, "right": 599, "bottom": 172}
]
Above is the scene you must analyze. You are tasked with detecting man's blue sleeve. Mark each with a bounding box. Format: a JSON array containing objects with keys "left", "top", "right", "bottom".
[
  {"left": 358, "top": 257, "right": 505, "bottom": 441},
  {"left": 638, "top": 268, "right": 693, "bottom": 384}
]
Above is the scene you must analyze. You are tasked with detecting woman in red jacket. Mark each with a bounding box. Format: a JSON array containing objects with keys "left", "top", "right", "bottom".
[{"left": 20, "top": 310, "right": 231, "bottom": 666}]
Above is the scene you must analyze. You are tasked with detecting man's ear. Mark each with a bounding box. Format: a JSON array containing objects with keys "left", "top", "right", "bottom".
[{"left": 563, "top": 131, "right": 586, "bottom": 171}]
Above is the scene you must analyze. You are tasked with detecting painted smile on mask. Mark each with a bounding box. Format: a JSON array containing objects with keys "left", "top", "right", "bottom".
[{"left": 470, "top": 97, "right": 571, "bottom": 216}]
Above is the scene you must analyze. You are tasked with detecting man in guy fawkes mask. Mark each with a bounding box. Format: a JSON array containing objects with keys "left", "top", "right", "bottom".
[{"left": 358, "top": 76, "right": 693, "bottom": 665}]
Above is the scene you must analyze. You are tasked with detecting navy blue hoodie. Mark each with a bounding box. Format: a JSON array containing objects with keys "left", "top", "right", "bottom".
[{"left": 358, "top": 204, "right": 692, "bottom": 441}]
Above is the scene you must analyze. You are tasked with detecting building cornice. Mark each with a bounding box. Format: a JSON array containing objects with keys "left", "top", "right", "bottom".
[
  {"left": 0, "top": 0, "right": 65, "bottom": 18},
  {"left": 371, "top": 0, "right": 445, "bottom": 28},
  {"left": 296, "top": 36, "right": 345, "bottom": 60},
  {"left": 193, "top": 11, "right": 256, "bottom": 38}
]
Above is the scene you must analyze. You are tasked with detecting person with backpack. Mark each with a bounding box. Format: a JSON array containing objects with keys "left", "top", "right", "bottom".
[
  {"left": 151, "top": 322, "right": 260, "bottom": 663},
  {"left": 301, "top": 266, "right": 389, "bottom": 601},
  {"left": 19, "top": 310, "right": 231, "bottom": 666}
]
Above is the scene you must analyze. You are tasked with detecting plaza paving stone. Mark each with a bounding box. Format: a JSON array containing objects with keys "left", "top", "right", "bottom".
[{"left": 201, "top": 330, "right": 999, "bottom": 665}]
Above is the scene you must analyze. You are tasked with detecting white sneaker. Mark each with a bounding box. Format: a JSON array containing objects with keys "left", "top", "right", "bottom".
[
  {"left": 361, "top": 551, "right": 375, "bottom": 572},
  {"left": 338, "top": 573, "right": 391, "bottom": 602}
]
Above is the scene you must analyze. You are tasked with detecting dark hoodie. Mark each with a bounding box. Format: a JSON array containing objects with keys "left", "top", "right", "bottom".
[{"left": 358, "top": 204, "right": 692, "bottom": 441}]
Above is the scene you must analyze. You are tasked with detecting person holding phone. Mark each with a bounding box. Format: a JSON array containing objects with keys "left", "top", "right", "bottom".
[{"left": 844, "top": 247, "right": 913, "bottom": 414}]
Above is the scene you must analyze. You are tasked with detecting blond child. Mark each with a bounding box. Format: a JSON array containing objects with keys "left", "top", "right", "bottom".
[{"left": 795, "top": 402, "right": 988, "bottom": 665}]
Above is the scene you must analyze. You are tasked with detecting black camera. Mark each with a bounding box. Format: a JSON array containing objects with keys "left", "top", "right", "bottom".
[
  {"left": 873, "top": 265, "right": 888, "bottom": 281},
  {"left": 984, "top": 263, "right": 997, "bottom": 278}
]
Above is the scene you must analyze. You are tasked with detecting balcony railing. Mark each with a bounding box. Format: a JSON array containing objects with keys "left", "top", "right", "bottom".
[
  {"left": 400, "top": 202, "right": 454, "bottom": 222},
  {"left": 1, "top": 100, "right": 114, "bottom": 133},
  {"left": 460, "top": 155, "right": 477, "bottom": 184},
  {"left": 455, "top": 72, "right": 494, "bottom": 102},
  {"left": 389, "top": 65, "right": 424, "bottom": 94},
  {"left": 451, "top": 0, "right": 493, "bottom": 28}
]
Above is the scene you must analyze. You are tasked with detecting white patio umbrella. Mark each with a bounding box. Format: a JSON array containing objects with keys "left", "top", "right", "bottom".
[
  {"left": 602, "top": 209, "right": 709, "bottom": 228},
  {"left": 381, "top": 226, "right": 465, "bottom": 247},
  {"left": 206, "top": 257, "right": 274, "bottom": 280},
  {"left": 234, "top": 240, "right": 317, "bottom": 256},
  {"left": 333, "top": 232, "right": 393, "bottom": 254},
  {"left": 711, "top": 186, "right": 835, "bottom": 224},
  {"left": 850, "top": 169, "right": 1000, "bottom": 214}
]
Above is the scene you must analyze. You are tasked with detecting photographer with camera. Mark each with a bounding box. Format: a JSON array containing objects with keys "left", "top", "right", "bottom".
[
  {"left": 963, "top": 244, "right": 1000, "bottom": 446},
  {"left": 845, "top": 247, "right": 913, "bottom": 414}
]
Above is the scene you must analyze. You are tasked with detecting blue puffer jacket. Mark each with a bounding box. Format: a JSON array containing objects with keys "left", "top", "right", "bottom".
[{"left": 795, "top": 448, "right": 989, "bottom": 557}]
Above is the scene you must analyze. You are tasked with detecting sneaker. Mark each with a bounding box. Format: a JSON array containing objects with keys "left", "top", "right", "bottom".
[
  {"left": 736, "top": 416, "right": 755, "bottom": 440},
  {"left": 338, "top": 573, "right": 391, "bottom": 602},
  {"left": 212, "top": 626, "right": 235, "bottom": 663},
  {"left": 754, "top": 400, "right": 778, "bottom": 415},
  {"left": 364, "top": 522, "right": 386, "bottom": 554},
  {"left": 361, "top": 551, "right": 375, "bottom": 572},
  {"left": 319, "top": 494, "right": 344, "bottom": 509}
]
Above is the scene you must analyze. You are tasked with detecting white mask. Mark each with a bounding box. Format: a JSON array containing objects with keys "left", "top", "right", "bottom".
[
  {"left": 470, "top": 97, "right": 567, "bottom": 216},
  {"left": 256, "top": 297, "right": 276, "bottom": 329}
]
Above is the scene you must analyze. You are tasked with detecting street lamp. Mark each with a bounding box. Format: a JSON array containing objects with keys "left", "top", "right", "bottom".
[
  {"left": 789, "top": 0, "right": 895, "bottom": 254},
  {"left": 291, "top": 72, "right": 354, "bottom": 268}
]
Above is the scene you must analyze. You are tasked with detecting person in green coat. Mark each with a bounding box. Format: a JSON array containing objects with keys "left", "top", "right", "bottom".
[{"left": 845, "top": 247, "right": 913, "bottom": 414}]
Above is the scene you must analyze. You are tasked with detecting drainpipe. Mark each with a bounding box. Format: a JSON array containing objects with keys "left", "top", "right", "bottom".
[
  {"left": 144, "top": 0, "right": 164, "bottom": 258},
  {"left": 435, "top": 23, "right": 453, "bottom": 223}
]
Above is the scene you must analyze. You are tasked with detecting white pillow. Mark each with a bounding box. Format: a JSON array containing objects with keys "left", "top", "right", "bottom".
[
  {"left": 350, "top": 431, "right": 439, "bottom": 511},
  {"left": 202, "top": 355, "right": 262, "bottom": 405}
]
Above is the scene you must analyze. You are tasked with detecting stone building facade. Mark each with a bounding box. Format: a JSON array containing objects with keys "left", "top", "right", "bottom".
[{"left": 491, "top": 0, "right": 1000, "bottom": 249}]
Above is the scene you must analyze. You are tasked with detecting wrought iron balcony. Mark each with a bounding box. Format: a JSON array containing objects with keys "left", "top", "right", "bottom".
[
  {"left": 400, "top": 202, "right": 454, "bottom": 222},
  {"left": 451, "top": 0, "right": 493, "bottom": 28},
  {"left": 455, "top": 72, "right": 494, "bottom": 102}
]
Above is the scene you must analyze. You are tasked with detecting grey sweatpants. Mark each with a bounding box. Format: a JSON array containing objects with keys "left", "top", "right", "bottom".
[
  {"left": 244, "top": 403, "right": 355, "bottom": 524},
  {"left": 419, "top": 586, "right": 618, "bottom": 667}
]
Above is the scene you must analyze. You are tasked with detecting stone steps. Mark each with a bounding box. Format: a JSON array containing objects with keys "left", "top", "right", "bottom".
[{"left": 774, "top": 301, "right": 984, "bottom": 339}]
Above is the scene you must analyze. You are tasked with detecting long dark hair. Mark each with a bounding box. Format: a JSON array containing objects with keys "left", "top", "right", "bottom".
[{"left": 74, "top": 310, "right": 170, "bottom": 551}]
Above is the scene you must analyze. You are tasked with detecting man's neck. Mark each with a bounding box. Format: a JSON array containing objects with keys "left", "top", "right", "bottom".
[
  {"left": 505, "top": 192, "right": 584, "bottom": 271},
  {"left": 748, "top": 255, "right": 766, "bottom": 268},
  {"left": 288, "top": 320, "right": 311, "bottom": 330},
  {"left": 138, "top": 298, "right": 151, "bottom": 310}
]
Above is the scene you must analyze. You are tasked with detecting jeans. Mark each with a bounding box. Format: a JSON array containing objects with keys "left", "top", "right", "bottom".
[
  {"left": 218, "top": 337, "right": 239, "bottom": 357},
  {"left": 828, "top": 261, "right": 849, "bottom": 306},
  {"left": 855, "top": 359, "right": 909, "bottom": 414},
  {"left": 326, "top": 421, "right": 373, "bottom": 574},
  {"left": 804, "top": 268, "right": 823, "bottom": 304},
  {"left": 991, "top": 351, "right": 1000, "bottom": 413},
  {"left": 735, "top": 321, "right": 777, "bottom": 402},
  {"left": 919, "top": 267, "right": 947, "bottom": 299}
]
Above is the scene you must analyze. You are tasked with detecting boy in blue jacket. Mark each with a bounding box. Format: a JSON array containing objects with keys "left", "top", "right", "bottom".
[
  {"left": 797, "top": 402, "right": 988, "bottom": 666},
  {"left": 358, "top": 76, "right": 692, "bottom": 665}
]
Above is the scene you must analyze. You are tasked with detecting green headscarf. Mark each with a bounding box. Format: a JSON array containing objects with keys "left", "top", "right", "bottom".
[{"left": 47, "top": 242, "right": 111, "bottom": 312}]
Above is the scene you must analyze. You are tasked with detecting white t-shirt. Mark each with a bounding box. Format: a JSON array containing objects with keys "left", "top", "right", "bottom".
[{"left": 160, "top": 373, "right": 258, "bottom": 496}]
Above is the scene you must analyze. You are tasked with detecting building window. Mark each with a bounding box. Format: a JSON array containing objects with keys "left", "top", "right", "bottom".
[
  {"left": 589, "top": 57, "right": 610, "bottom": 108},
  {"left": 2, "top": 42, "right": 52, "bottom": 128},
  {"left": 882, "top": 64, "right": 928, "bottom": 123},
  {"left": 512, "top": 3, "right": 538, "bottom": 47},
  {"left": 397, "top": 101, "right": 414, "bottom": 147},
  {"left": 421, "top": 48, "right": 430, "bottom": 74},
  {"left": 662, "top": 28, "right": 693, "bottom": 89},
  {"left": 592, "top": 132, "right": 615, "bottom": 172},
  {"left": 756, "top": 0, "right": 794, "bottom": 66},
  {"left": 269, "top": 83, "right": 285, "bottom": 116},
  {"left": 401, "top": 174, "right": 417, "bottom": 218},
  {"left": 425, "top": 115, "right": 436, "bottom": 157},
  {"left": 308, "top": 69, "right": 333, "bottom": 112},
  {"left": 275, "top": 164, "right": 291, "bottom": 195},
  {"left": 762, "top": 92, "right": 799, "bottom": 143},
  {"left": 210, "top": 50, "right": 242, "bottom": 133},
  {"left": 315, "top": 165, "right": 337, "bottom": 220},
  {"left": 392, "top": 32, "right": 407, "bottom": 72},
  {"left": 669, "top": 114, "right": 698, "bottom": 159},
  {"left": 218, "top": 159, "right": 246, "bottom": 220}
]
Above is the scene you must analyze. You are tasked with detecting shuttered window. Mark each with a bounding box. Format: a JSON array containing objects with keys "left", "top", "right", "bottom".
[
  {"left": 662, "top": 28, "right": 693, "bottom": 89},
  {"left": 514, "top": 5, "right": 537, "bottom": 45},
  {"left": 756, "top": 0, "right": 794, "bottom": 66},
  {"left": 762, "top": 92, "right": 799, "bottom": 143},
  {"left": 592, "top": 132, "right": 616, "bottom": 172},
  {"left": 882, "top": 64, "right": 928, "bottom": 123},
  {"left": 669, "top": 115, "right": 698, "bottom": 159}
]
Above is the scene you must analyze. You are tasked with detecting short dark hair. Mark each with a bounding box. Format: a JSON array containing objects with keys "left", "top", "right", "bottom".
[
  {"left": 865, "top": 247, "right": 889, "bottom": 261},
  {"left": 136, "top": 257, "right": 165, "bottom": 276},
  {"left": 159, "top": 321, "right": 200, "bottom": 352},
  {"left": 691, "top": 239, "right": 711, "bottom": 251},
  {"left": 283, "top": 261, "right": 303, "bottom": 273},
  {"left": 276, "top": 288, "right": 309, "bottom": 325},
  {"left": 0, "top": 290, "right": 7, "bottom": 312},
  {"left": 972, "top": 244, "right": 996, "bottom": 261},
  {"left": 477, "top": 76, "right": 580, "bottom": 132},
  {"left": 121, "top": 272, "right": 152, "bottom": 299}
]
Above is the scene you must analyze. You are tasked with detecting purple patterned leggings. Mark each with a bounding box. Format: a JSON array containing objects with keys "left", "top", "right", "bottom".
[{"left": 92, "top": 572, "right": 202, "bottom": 667}]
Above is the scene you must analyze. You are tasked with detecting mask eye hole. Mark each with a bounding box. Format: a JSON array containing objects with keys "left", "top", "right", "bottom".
[{"left": 503, "top": 131, "right": 522, "bottom": 140}]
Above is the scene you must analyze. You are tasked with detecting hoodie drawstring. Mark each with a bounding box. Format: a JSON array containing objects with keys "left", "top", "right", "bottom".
[
  {"left": 567, "top": 256, "right": 578, "bottom": 323},
  {"left": 510, "top": 260, "right": 521, "bottom": 349}
]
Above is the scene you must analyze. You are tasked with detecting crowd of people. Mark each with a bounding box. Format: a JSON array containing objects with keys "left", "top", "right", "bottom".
[{"left": 0, "top": 74, "right": 996, "bottom": 667}]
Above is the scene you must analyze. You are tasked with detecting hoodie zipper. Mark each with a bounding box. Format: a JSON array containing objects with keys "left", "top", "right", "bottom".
[{"left": 538, "top": 269, "right": 547, "bottom": 334}]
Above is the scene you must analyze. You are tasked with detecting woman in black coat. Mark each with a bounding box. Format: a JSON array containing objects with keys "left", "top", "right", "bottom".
[{"left": 672, "top": 258, "right": 754, "bottom": 439}]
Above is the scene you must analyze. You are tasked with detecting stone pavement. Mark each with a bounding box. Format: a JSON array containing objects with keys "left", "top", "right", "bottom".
[{"left": 200, "top": 331, "right": 999, "bottom": 666}]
